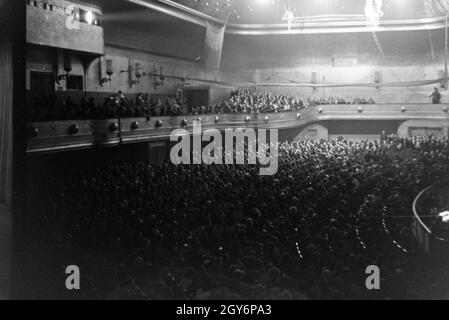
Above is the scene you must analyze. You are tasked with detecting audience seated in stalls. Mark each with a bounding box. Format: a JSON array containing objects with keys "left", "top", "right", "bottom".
[{"left": 29, "top": 135, "right": 449, "bottom": 300}]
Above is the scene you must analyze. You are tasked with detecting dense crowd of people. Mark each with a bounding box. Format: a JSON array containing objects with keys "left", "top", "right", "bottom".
[
  {"left": 191, "top": 90, "right": 375, "bottom": 115},
  {"left": 28, "top": 134, "right": 449, "bottom": 300},
  {"left": 28, "top": 93, "right": 186, "bottom": 121},
  {"left": 28, "top": 89, "right": 376, "bottom": 121}
]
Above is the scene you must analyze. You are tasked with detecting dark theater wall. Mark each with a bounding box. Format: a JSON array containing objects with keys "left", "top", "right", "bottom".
[
  {"left": 0, "top": 1, "right": 13, "bottom": 266},
  {"left": 26, "top": 142, "right": 154, "bottom": 182},
  {"left": 1, "top": 0, "right": 25, "bottom": 301},
  {"left": 0, "top": 1, "right": 14, "bottom": 206}
]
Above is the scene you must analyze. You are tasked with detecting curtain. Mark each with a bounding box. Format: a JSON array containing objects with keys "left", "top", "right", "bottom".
[{"left": 0, "top": 31, "right": 13, "bottom": 206}]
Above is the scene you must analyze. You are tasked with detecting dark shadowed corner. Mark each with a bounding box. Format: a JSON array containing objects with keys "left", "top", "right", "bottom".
[{"left": 0, "top": 204, "right": 11, "bottom": 300}]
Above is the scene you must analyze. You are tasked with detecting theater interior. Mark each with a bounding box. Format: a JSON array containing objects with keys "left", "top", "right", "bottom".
[{"left": 1, "top": 0, "right": 449, "bottom": 300}]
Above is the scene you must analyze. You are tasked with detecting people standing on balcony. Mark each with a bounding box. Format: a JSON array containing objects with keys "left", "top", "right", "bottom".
[
  {"left": 430, "top": 87, "right": 442, "bottom": 104},
  {"left": 27, "top": 89, "right": 376, "bottom": 121}
]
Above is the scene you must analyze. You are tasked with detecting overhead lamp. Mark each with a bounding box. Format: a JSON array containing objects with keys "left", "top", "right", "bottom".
[
  {"left": 56, "top": 53, "right": 72, "bottom": 84},
  {"left": 100, "top": 58, "right": 114, "bottom": 86},
  {"left": 120, "top": 59, "right": 139, "bottom": 88}
]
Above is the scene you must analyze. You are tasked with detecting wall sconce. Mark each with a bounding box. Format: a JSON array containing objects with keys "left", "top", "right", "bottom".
[
  {"left": 120, "top": 59, "right": 139, "bottom": 88},
  {"left": 443, "top": 106, "right": 448, "bottom": 113},
  {"left": 197, "top": 117, "right": 202, "bottom": 122},
  {"left": 215, "top": 116, "right": 220, "bottom": 123},
  {"left": 159, "top": 66, "right": 165, "bottom": 81},
  {"left": 297, "top": 113, "right": 302, "bottom": 119},
  {"left": 181, "top": 119, "right": 188, "bottom": 127},
  {"left": 245, "top": 116, "right": 251, "bottom": 123},
  {"left": 358, "top": 107, "right": 363, "bottom": 113},
  {"left": 265, "top": 116, "right": 270, "bottom": 123},
  {"left": 401, "top": 106, "right": 407, "bottom": 113},
  {"left": 177, "top": 71, "right": 186, "bottom": 85},
  {"left": 155, "top": 120, "right": 163, "bottom": 128},
  {"left": 151, "top": 64, "right": 165, "bottom": 90},
  {"left": 56, "top": 53, "right": 72, "bottom": 84},
  {"left": 100, "top": 58, "right": 114, "bottom": 87},
  {"left": 318, "top": 108, "right": 323, "bottom": 114},
  {"left": 135, "top": 63, "right": 148, "bottom": 82}
]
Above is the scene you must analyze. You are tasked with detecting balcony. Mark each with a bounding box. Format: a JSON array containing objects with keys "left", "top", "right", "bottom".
[{"left": 26, "top": 104, "right": 449, "bottom": 154}]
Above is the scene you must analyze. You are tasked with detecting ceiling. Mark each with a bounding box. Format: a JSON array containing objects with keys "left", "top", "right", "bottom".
[
  {"left": 94, "top": 0, "right": 449, "bottom": 26},
  {"left": 156, "top": 0, "right": 446, "bottom": 24},
  {"left": 89, "top": 0, "right": 449, "bottom": 38},
  {"left": 98, "top": 0, "right": 204, "bottom": 38},
  {"left": 88, "top": 0, "right": 449, "bottom": 60},
  {"left": 88, "top": 0, "right": 204, "bottom": 60}
]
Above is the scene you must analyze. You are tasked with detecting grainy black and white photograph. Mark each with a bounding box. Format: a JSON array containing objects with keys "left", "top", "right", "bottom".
[{"left": 1, "top": 0, "right": 449, "bottom": 304}]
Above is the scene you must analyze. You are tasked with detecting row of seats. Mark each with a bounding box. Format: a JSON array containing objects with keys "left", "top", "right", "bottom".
[{"left": 28, "top": 135, "right": 449, "bottom": 299}]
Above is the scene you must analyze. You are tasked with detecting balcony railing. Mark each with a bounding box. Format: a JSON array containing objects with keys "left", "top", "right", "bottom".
[
  {"left": 412, "top": 186, "right": 449, "bottom": 254},
  {"left": 26, "top": 104, "right": 449, "bottom": 154}
]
